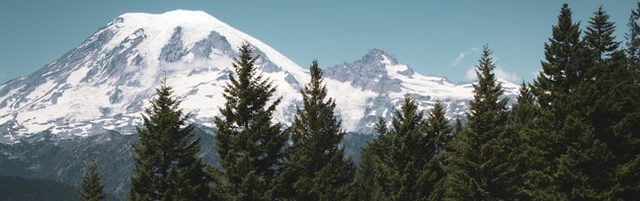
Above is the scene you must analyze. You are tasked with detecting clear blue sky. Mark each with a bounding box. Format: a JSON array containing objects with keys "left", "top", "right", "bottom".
[{"left": 0, "top": 0, "right": 636, "bottom": 84}]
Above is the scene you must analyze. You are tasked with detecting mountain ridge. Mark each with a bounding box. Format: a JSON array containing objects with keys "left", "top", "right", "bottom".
[{"left": 0, "top": 9, "right": 518, "bottom": 144}]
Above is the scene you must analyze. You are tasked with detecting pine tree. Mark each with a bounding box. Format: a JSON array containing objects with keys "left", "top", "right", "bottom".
[
  {"left": 129, "top": 80, "right": 213, "bottom": 201},
  {"left": 506, "top": 83, "right": 563, "bottom": 200},
  {"left": 584, "top": 6, "right": 620, "bottom": 63},
  {"left": 376, "top": 96, "right": 429, "bottom": 200},
  {"left": 425, "top": 102, "right": 451, "bottom": 154},
  {"left": 279, "top": 60, "right": 354, "bottom": 201},
  {"left": 533, "top": 3, "right": 582, "bottom": 111},
  {"left": 366, "top": 96, "right": 451, "bottom": 200},
  {"left": 441, "top": 45, "right": 510, "bottom": 201},
  {"left": 80, "top": 161, "right": 105, "bottom": 201},
  {"left": 214, "top": 43, "right": 288, "bottom": 201},
  {"left": 529, "top": 4, "right": 584, "bottom": 199},
  {"left": 354, "top": 117, "right": 387, "bottom": 201},
  {"left": 555, "top": 6, "right": 630, "bottom": 200},
  {"left": 611, "top": 3, "right": 640, "bottom": 199},
  {"left": 627, "top": 2, "right": 640, "bottom": 65},
  {"left": 417, "top": 102, "right": 451, "bottom": 201}
]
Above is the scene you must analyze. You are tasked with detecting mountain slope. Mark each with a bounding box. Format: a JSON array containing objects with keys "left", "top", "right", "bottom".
[
  {"left": 0, "top": 10, "right": 518, "bottom": 143},
  {"left": 0, "top": 10, "right": 310, "bottom": 143}
]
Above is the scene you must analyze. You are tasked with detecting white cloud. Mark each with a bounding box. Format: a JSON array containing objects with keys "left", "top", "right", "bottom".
[
  {"left": 465, "top": 67, "right": 477, "bottom": 81},
  {"left": 450, "top": 47, "right": 480, "bottom": 67},
  {"left": 451, "top": 52, "right": 466, "bottom": 67},
  {"left": 494, "top": 67, "right": 520, "bottom": 82}
]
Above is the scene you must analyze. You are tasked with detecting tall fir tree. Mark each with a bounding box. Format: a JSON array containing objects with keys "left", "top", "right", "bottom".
[
  {"left": 533, "top": 3, "right": 582, "bottom": 111},
  {"left": 279, "top": 60, "right": 354, "bottom": 201},
  {"left": 441, "top": 45, "right": 511, "bottom": 201},
  {"left": 554, "top": 6, "right": 639, "bottom": 200},
  {"left": 627, "top": 1, "right": 640, "bottom": 66},
  {"left": 424, "top": 102, "right": 451, "bottom": 154},
  {"left": 506, "top": 83, "right": 562, "bottom": 200},
  {"left": 417, "top": 102, "right": 451, "bottom": 201},
  {"left": 80, "top": 161, "right": 105, "bottom": 201},
  {"left": 354, "top": 117, "right": 387, "bottom": 201},
  {"left": 584, "top": 6, "right": 620, "bottom": 63},
  {"left": 214, "top": 43, "right": 288, "bottom": 201},
  {"left": 366, "top": 96, "right": 451, "bottom": 200},
  {"left": 611, "top": 3, "right": 640, "bottom": 199},
  {"left": 375, "top": 96, "right": 428, "bottom": 200},
  {"left": 529, "top": 4, "right": 584, "bottom": 199},
  {"left": 129, "top": 80, "right": 213, "bottom": 201}
]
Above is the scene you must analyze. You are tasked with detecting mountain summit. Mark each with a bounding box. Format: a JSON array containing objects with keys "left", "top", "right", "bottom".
[{"left": 0, "top": 10, "right": 517, "bottom": 143}]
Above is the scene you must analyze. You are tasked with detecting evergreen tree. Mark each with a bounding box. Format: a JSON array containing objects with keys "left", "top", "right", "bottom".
[
  {"left": 611, "top": 3, "right": 640, "bottom": 199},
  {"left": 441, "top": 45, "right": 510, "bottom": 200},
  {"left": 214, "top": 43, "right": 288, "bottom": 201},
  {"left": 376, "top": 96, "right": 428, "bottom": 200},
  {"left": 129, "top": 80, "right": 213, "bottom": 201},
  {"left": 532, "top": 3, "right": 582, "bottom": 111},
  {"left": 279, "top": 60, "right": 354, "bottom": 201},
  {"left": 555, "top": 7, "right": 638, "bottom": 200},
  {"left": 510, "top": 83, "right": 537, "bottom": 125},
  {"left": 506, "top": 83, "right": 562, "bottom": 200},
  {"left": 425, "top": 102, "right": 451, "bottom": 154},
  {"left": 584, "top": 6, "right": 620, "bottom": 63},
  {"left": 417, "top": 102, "right": 451, "bottom": 201},
  {"left": 627, "top": 1, "right": 640, "bottom": 65},
  {"left": 365, "top": 96, "right": 451, "bottom": 200},
  {"left": 529, "top": 4, "right": 583, "bottom": 199},
  {"left": 80, "top": 161, "right": 105, "bottom": 201},
  {"left": 354, "top": 117, "right": 387, "bottom": 201}
]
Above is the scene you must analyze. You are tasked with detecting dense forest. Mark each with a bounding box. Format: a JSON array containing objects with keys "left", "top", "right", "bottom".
[
  {"left": 72, "top": 3, "right": 640, "bottom": 201},
  {"left": 0, "top": 176, "right": 79, "bottom": 201}
]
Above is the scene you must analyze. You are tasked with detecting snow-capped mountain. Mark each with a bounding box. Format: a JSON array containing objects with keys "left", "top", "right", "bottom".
[
  {"left": 0, "top": 10, "right": 519, "bottom": 144},
  {"left": 324, "top": 49, "right": 519, "bottom": 129}
]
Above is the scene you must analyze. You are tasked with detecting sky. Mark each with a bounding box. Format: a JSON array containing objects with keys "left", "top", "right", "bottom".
[{"left": 0, "top": 0, "right": 636, "bottom": 84}]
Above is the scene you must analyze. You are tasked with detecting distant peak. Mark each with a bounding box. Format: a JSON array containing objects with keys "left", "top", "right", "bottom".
[{"left": 363, "top": 49, "right": 398, "bottom": 65}]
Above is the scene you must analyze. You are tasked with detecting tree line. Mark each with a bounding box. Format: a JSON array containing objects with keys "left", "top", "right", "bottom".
[{"left": 79, "top": 3, "right": 640, "bottom": 201}]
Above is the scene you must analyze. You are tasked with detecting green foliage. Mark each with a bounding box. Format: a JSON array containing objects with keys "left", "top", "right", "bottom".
[
  {"left": 80, "top": 161, "right": 105, "bottom": 201},
  {"left": 0, "top": 176, "right": 80, "bottom": 201},
  {"left": 214, "top": 43, "right": 288, "bottom": 201},
  {"left": 355, "top": 96, "right": 452, "bottom": 201},
  {"left": 441, "top": 45, "right": 511, "bottom": 200},
  {"left": 377, "top": 96, "right": 427, "bottom": 200},
  {"left": 417, "top": 102, "right": 451, "bottom": 201},
  {"left": 584, "top": 6, "right": 620, "bottom": 62},
  {"left": 505, "top": 83, "right": 560, "bottom": 200},
  {"left": 533, "top": 3, "right": 582, "bottom": 112},
  {"left": 129, "top": 81, "right": 213, "bottom": 201},
  {"left": 278, "top": 60, "right": 354, "bottom": 201},
  {"left": 354, "top": 117, "right": 388, "bottom": 201},
  {"left": 627, "top": 2, "right": 640, "bottom": 64},
  {"left": 527, "top": 4, "right": 585, "bottom": 199},
  {"left": 524, "top": 4, "right": 640, "bottom": 200},
  {"left": 553, "top": 7, "right": 635, "bottom": 200}
]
